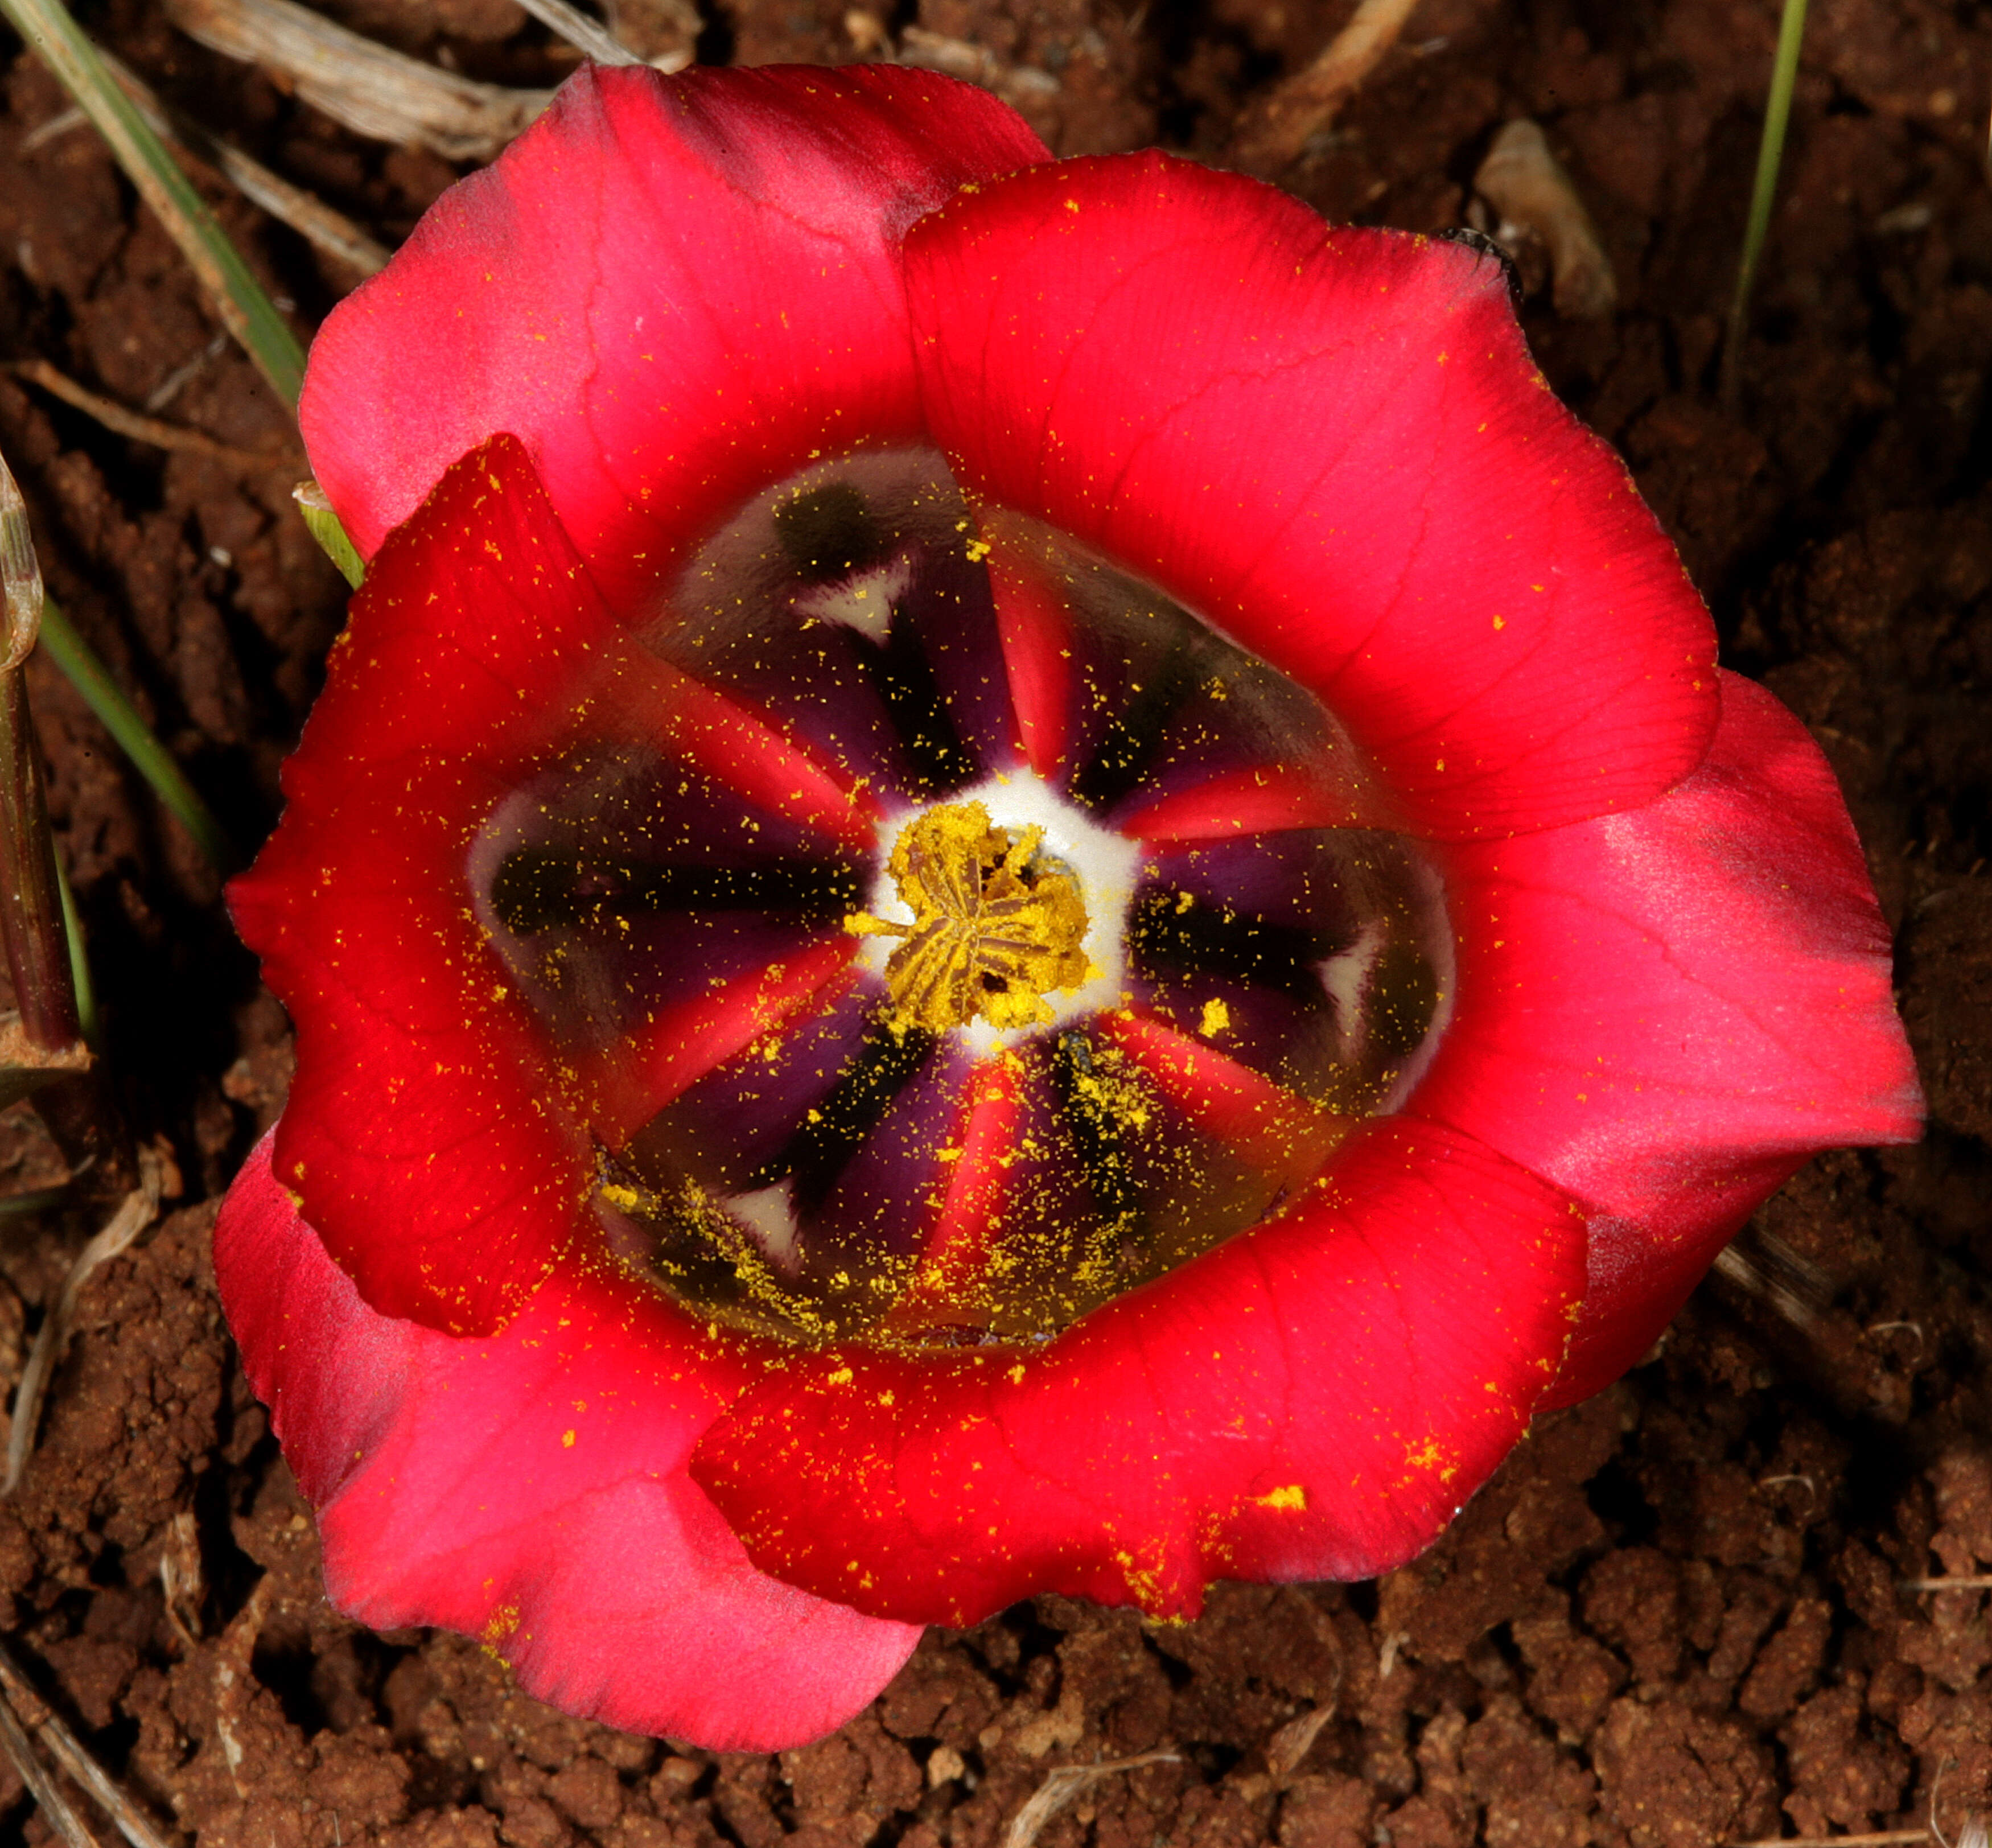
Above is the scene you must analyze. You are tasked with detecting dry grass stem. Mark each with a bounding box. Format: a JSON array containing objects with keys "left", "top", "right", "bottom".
[
  {"left": 0, "top": 0, "right": 306, "bottom": 401},
  {"left": 1728, "top": 1834, "right": 1931, "bottom": 1847},
  {"left": 0, "top": 1684, "right": 100, "bottom": 1848},
  {"left": 0, "top": 1639, "right": 173, "bottom": 1848},
  {"left": 101, "top": 50, "right": 390, "bottom": 276},
  {"left": 3, "top": 1144, "right": 166, "bottom": 1496},
  {"left": 146, "top": 332, "right": 228, "bottom": 413},
  {"left": 510, "top": 0, "right": 644, "bottom": 66},
  {"left": 1225, "top": 0, "right": 1422, "bottom": 177},
  {"left": 164, "top": 0, "right": 553, "bottom": 160},
  {"left": 1711, "top": 1226, "right": 1832, "bottom": 1333},
  {"left": 1002, "top": 1752, "right": 1180, "bottom": 1848},
  {"left": 895, "top": 27, "right": 1058, "bottom": 109},
  {"left": 20, "top": 102, "right": 84, "bottom": 147},
  {"left": 1903, "top": 1575, "right": 1992, "bottom": 1591},
  {"left": 12, "top": 359, "right": 296, "bottom": 469},
  {"left": 1471, "top": 119, "right": 1616, "bottom": 319}
]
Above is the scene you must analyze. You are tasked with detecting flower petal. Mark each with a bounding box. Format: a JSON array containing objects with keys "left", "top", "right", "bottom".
[
  {"left": 1407, "top": 671, "right": 1923, "bottom": 1402},
  {"left": 903, "top": 153, "right": 1719, "bottom": 841},
  {"left": 301, "top": 64, "right": 1048, "bottom": 603},
  {"left": 234, "top": 438, "right": 619, "bottom": 1331},
  {"left": 689, "top": 1117, "right": 1586, "bottom": 1627},
  {"left": 216, "top": 1135, "right": 921, "bottom": 1750},
  {"left": 234, "top": 434, "right": 869, "bottom": 1332}
]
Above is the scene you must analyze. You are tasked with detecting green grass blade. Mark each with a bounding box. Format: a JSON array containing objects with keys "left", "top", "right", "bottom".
[
  {"left": 53, "top": 853, "right": 96, "bottom": 1048},
  {"left": 35, "top": 596, "right": 237, "bottom": 872},
  {"left": 1722, "top": 0, "right": 1809, "bottom": 408},
  {"left": 0, "top": 0, "right": 306, "bottom": 408}
]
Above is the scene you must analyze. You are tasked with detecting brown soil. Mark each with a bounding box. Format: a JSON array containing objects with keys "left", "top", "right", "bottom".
[{"left": 0, "top": 0, "right": 1989, "bottom": 1842}]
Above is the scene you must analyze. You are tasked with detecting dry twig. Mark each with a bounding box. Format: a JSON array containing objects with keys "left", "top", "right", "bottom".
[
  {"left": 1470, "top": 119, "right": 1616, "bottom": 319},
  {"left": 164, "top": 0, "right": 553, "bottom": 161},
  {"left": 3, "top": 1143, "right": 166, "bottom": 1495},
  {"left": 0, "top": 1684, "right": 98, "bottom": 1848},
  {"left": 0, "top": 1639, "right": 172, "bottom": 1848},
  {"left": 1728, "top": 1834, "right": 1930, "bottom": 1847},
  {"left": 1225, "top": 0, "right": 1422, "bottom": 178},
  {"left": 101, "top": 50, "right": 390, "bottom": 277},
  {"left": 1002, "top": 1752, "right": 1180, "bottom": 1848},
  {"left": 11, "top": 359, "right": 296, "bottom": 470}
]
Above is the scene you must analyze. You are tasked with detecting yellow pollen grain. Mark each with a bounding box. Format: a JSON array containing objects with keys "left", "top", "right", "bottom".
[{"left": 1255, "top": 1484, "right": 1307, "bottom": 1510}]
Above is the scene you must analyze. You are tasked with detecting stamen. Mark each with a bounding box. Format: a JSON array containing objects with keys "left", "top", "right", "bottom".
[{"left": 847, "top": 800, "right": 1092, "bottom": 1035}]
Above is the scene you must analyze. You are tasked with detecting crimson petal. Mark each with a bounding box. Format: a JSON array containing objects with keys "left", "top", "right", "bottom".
[
  {"left": 904, "top": 153, "right": 1719, "bottom": 841},
  {"left": 233, "top": 435, "right": 868, "bottom": 1332},
  {"left": 216, "top": 1137, "right": 920, "bottom": 1750},
  {"left": 1407, "top": 671, "right": 1922, "bottom": 1403},
  {"left": 689, "top": 1117, "right": 1585, "bottom": 1627},
  {"left": 301, "top": 64, "right": 1048, "bottom": 605}
]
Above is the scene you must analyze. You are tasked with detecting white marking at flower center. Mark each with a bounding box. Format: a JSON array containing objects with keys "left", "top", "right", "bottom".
[
  {"left": 728, "top": 1178, "right": 799, "bottom": 1266},
  {"left": 793, "top": 557, "right": 914, "bottom": 647},
  {"left": 1315, "top": 920, "right": 1387, "bottom": 1065}
]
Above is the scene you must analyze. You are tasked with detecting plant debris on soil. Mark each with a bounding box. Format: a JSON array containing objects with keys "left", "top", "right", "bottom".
[{"left": 0, "top": 0, "right": 1989, "bottom": 1842}]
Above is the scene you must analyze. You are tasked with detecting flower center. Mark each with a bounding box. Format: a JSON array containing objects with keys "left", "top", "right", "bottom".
[
  {"left": 473, "top": 449, "right": 1451, "bottom": 1353},
  {"left": 846, "top": 802, "right": 1091, "bottom": 1035}
]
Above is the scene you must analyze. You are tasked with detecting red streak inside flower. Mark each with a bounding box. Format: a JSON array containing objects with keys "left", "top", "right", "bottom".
[{"left": 474, "top": 450, "right": 1449, "bottom": 1351}]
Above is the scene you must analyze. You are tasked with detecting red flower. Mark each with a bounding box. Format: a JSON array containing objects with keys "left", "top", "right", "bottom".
[{"left": 215, "top": 64, "right": 1921, "bottom": 1749}]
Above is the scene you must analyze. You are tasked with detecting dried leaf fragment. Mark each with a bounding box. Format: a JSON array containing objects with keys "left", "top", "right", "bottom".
[{"left": 1471, "top": 120, "right": 1617, "bottom": 320}]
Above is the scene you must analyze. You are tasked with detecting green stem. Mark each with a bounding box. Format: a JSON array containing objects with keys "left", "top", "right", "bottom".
[
  {"left": 1721, "top": 0, "right": 1809, "bottom": 409},
  {"left": 0, "top": 0, "right": 306, "bottom": 408},
  {"left": 35, "top": 596, "right": 236, "bottom": 872}
]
